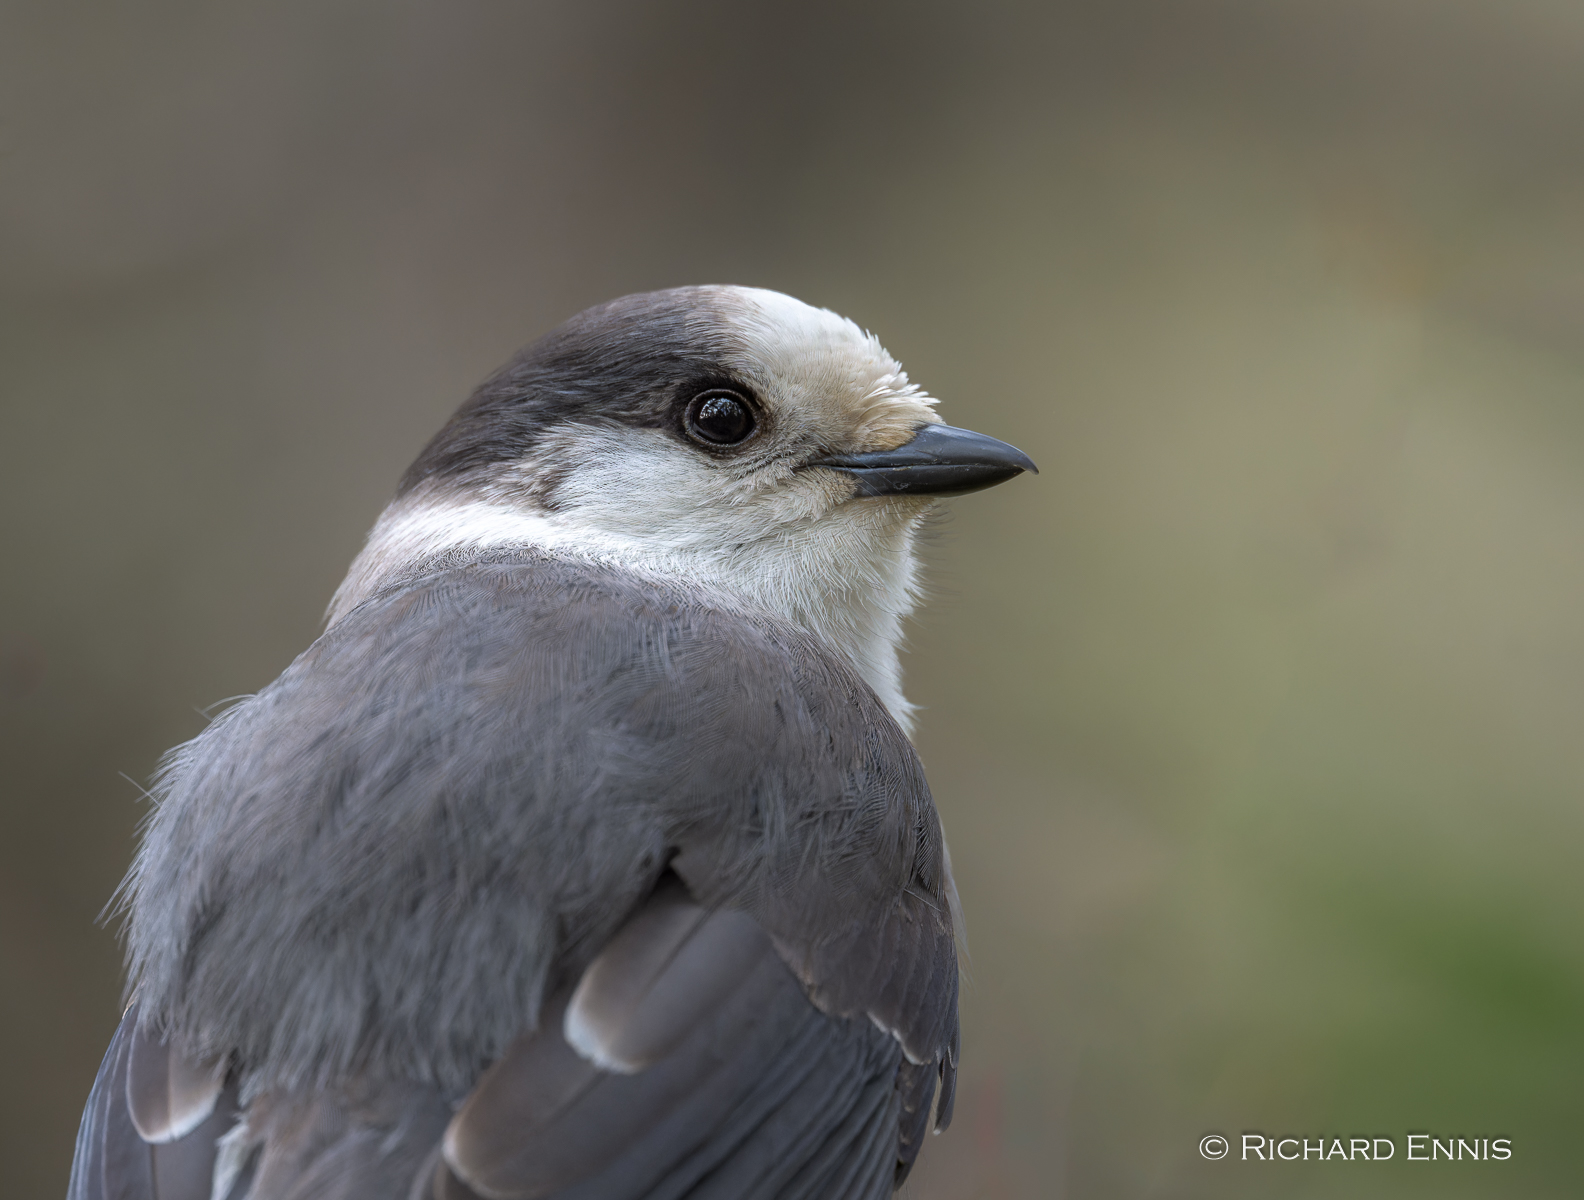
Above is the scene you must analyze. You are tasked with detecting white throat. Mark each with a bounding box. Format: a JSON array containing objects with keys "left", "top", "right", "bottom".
[{"left": 330, "top": 493, "right": 927, "bottom": 734}]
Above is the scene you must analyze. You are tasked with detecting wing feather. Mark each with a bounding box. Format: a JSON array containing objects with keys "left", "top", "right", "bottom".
[
  {"left": 126, "top": 1022, "right": 226, "bottom": 1144},
  {"left": 68, "top": 1006, "right": 238, "bottom": 1200},
  {"left": 437, "top": 878, "right": 909, "bottom": 1200}
]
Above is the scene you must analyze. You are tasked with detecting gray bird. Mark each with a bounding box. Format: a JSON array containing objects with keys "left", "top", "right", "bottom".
[{"left": 68, "top": 286, "right": 1036, "bottom": 1200}]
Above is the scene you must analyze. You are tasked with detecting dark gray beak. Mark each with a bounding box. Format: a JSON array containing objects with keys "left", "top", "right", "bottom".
[{"left": 809, "top": 423, "right": 1038, "bottom": 498}]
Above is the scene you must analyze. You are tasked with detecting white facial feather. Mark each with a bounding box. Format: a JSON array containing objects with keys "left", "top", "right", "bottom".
[{"left": 331, "top": 287, "right": 939, "bottom": 732}]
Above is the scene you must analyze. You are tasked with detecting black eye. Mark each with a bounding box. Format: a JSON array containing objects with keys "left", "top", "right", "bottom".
[{"left": 684, "top": 390, "right": 756, "bottom": 446}]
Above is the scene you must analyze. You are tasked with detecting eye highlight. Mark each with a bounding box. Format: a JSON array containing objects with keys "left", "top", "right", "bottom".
[{"left": 684, "top": 390, "right": 757, "bottom": 447}]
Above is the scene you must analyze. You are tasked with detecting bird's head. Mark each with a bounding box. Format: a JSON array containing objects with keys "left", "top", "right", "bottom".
[{"left": 333, "top": 286, "right": 1035, "bottom": 727}]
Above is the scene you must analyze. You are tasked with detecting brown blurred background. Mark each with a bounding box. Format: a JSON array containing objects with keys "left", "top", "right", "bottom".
[{"left": 3, "top": 1, "right": 1582, "bottom": 1196}]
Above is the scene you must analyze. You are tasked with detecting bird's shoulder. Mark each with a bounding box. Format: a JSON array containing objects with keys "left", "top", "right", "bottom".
[{"left": 316, "top": 546, "right": 894, "bottom": 730}]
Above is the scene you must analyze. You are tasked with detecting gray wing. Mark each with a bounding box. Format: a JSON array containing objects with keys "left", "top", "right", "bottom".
[
  {"left": 74, "top": 887, "right": 937, "bottom": 1200},
  {"left": 67, "top": 1005, "right": 241, "bottom": 1200},
  {"left": 98, "top": 552, "right": 959, "bottom": 1199},
  {"left": 68, "top": 1003, "right": 450, "bottom": 1200},
  {"left": 429, "top": 875, "right": 923, "bottom": 1200}
]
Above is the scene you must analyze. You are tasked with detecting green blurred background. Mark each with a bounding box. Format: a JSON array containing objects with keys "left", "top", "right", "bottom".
[{"left": 2, "top": 1, "right": 1580, "bottom": 1195}]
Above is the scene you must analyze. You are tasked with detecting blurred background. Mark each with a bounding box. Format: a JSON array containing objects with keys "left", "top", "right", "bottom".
[{"left": 2, "top": 1, "right": 1581, "bottom": 1195}]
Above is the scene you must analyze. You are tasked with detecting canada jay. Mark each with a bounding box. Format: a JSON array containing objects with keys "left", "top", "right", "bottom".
[{"left": 68, "top": 285, "right": 1035, "bottom": 1200}]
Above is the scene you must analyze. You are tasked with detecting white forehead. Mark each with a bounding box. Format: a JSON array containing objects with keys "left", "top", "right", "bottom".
[{"left": 708, "top": 286, "right": 937, "bottom": 452}]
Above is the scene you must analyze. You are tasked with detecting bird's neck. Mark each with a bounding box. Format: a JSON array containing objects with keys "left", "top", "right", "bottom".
[{"left": 330, "top": 495, "right": 924, "bottom": 734}]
